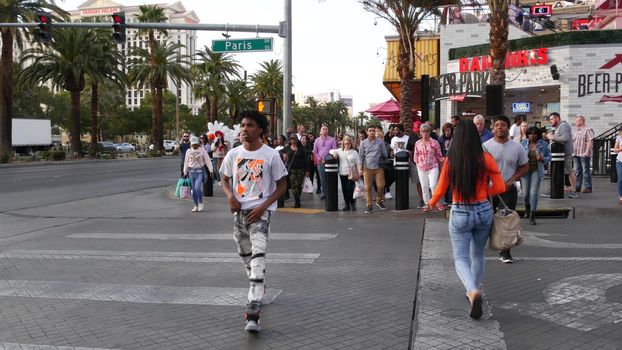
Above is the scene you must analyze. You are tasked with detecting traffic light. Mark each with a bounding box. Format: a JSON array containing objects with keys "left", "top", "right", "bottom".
[
  {"left": 257, "top": 99, "right": 273, "bottom": 114},
  {"left": 111, "top": 12, "right": 126, "bottom": 44},
  {"left": 36, "top": 12, "right": 52, "bottom": 43}
]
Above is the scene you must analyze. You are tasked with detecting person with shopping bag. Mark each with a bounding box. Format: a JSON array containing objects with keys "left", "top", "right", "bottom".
[
  {"left": 183, "top": 136, "right": 214, "bottom": 212},
  {"left": 330, "top": 135, "right": 361, "bottom": 211},
  {"left": 427, "top": 120, "right": 505, "bottom": 319}
]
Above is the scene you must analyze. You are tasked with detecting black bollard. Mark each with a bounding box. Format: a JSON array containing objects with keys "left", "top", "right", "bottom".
[
  {"left": 324, "top": 154, "right": 339, "bottom": 212},
  {"left": 394, "top": 151, "right": 410, "bottom": 210},
  {"left": 550, "top": 142, "right": 565, "bottom": 199},
  {"left": 203, "top": 168, "right": 213, "bottom": 197}
]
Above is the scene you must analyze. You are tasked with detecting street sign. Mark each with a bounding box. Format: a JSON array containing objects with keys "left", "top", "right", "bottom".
[{"left": 212, "top": 37, "right": 273, "bottom": 53}]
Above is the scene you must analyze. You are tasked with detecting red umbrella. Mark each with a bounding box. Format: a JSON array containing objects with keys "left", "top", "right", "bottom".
[{"left": 366, "top": 99, "right": 419, "bottom": 122}]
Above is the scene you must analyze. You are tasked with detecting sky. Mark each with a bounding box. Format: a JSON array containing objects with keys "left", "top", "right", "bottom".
[{"left": 59, "top": 0, "right": 403, "bottom": 114}]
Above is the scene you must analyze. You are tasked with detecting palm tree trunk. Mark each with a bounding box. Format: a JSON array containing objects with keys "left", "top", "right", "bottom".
[
  {"left": 489, "top": 0, "right": 509, "bottom": 85},
  {"left": 70, "top": 90, "right": 83, "bottom": 159},
  {"left": 89, "top": 82, "right": 99, "bottom": 159},
  {"left": 398, "top": 39, "right": 415, "bottom": 133},
  {"left": 209, "top": 95, "right": 217, "bottom": 123},
  {"left": 155, "top": 87, "right": 164, "bottom": 153},
  {"left": 0, "top": 29, "right": 14, "bottom": 162},
  {"left": 204, "top": 96, "right": 211, "bottom": 126}
]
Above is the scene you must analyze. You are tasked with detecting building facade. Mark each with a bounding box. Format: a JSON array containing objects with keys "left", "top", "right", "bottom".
[{"left": 68, "top": 0, "right": 200, "bottom": 113}]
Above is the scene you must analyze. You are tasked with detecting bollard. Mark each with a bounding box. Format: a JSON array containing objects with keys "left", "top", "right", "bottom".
[
  {"left": 324, "top": 154, "right": 339, "bottom": 212},
  {"left": 203, "top": 169, "right": 213, "bottom": 197},
  {"left": 550, "top": 142, "right": 565, "bottom": 199},
  {"left": 394, "top": 151, "right": 410, "bottom": 210}
]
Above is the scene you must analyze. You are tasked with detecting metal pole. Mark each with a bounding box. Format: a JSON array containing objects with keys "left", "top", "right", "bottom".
[
  {"left": 282, "top": 0, "right": 292, "bottom": 135},
  {"left": 175, "top": 80, "right": 180, "bottom": 143}
]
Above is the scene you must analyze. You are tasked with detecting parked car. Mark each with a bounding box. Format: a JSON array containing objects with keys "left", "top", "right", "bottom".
[
  {"left": 163, "top": 140, "right": 177, "bottom": 152},
  {"left": 98, "top": 141, "right": 116, "bottom": 153},
  {"left": 116, "top": 142, "right": 135, "bottom": 152}
]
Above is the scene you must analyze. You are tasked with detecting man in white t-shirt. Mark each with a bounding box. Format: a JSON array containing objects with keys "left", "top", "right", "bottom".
[
  {"left": 390, "top": 124, "right": 409, "bottom": 156},
  {"left": 220, "top": 110, "right": 288, "bottom": 333},
  {"left": 508, "top": 115, "right": 525, "bottom": 141}
]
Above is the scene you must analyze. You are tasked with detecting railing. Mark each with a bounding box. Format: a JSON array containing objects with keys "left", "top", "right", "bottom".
[
  {"left": 592, "top": 122, "right": 622, "bottom": 176},
  {"left": 508, "top": 3, "right": 563, "bottom": 36}
]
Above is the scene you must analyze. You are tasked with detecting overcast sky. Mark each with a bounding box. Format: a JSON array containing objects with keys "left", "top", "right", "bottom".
[{"left": 60, "top": 0, "right": 406, "bottom": 113}]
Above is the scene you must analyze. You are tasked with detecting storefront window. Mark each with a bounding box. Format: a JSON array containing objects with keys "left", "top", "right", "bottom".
[{"left": 543, "top": 102, "right": 560, "bottom": 117}]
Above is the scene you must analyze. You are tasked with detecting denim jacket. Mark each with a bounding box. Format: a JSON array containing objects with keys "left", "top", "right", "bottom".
[{"left": 520, "top": 139, "right": 552, "bottom": 179}]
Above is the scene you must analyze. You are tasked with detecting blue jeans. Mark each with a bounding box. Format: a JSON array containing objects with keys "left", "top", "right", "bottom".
[
  {"left": 573, "top": 156, "right": 592, "bottom": 191},
  {"left": 521, "top": 171, "right": 541, "bottom": 211},
  {"left": 448, "top": 201, "right": 493, "bottom": 293},
  {"left": 617, "top": 161, "right": 622, "bottom": 197},
  {"left": 318, "top": 163, "right": 326, "bottom": 197},
  {"left": 211, "top": 158, "right": 220, "bottom": 181},
  {"left": 188, "top": 169, "right": 204, "bottom": 206}
]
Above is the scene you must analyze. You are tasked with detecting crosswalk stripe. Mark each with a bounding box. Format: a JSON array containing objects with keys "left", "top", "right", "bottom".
[
  {"left": 0, "top": 343, "right": 121, "bottom": 350},
  {"left": 66, "top": 233, "right": 338, "bottom": 240},
  {"left": 0, "top": 280, "right": 281, "bottom": 306},
  {"left": 0, "top": 250, "right": 320, "bottom": 264}
]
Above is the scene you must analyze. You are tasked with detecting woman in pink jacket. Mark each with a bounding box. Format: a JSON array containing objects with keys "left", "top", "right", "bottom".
[{"left": 184, "top": 136, "right": 214, "bottom": 212}]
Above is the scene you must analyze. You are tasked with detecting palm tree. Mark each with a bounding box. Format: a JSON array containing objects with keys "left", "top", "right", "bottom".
[
  {"left": 128, "top": 41, "right": 192, "bottom": 153},
  {"left": 0, "top": 0, "right": 67, "bottom": 161},
  {"left": 224, "top": 79, "right": 254, "bottom": 121},
  {"left": 134, "top": 5, "right": 168, "bottom": 152},
  {"left": 85, "top": 29, "right": 126, "bottom": 158},
  {"left": 487, "top": 0, "right": 509, "bottom": 85},
  {"left": 251, "top": 59, "right": 283, "bottom": 137},
  {"left": 192, "top": 46, "right": 241, "bottom": 124},
  {"left": 360, "top": 0, "right": 447, "bottom": 133},
  {"left": 19, "top": 28, "right": 101, "bottom": 158}
]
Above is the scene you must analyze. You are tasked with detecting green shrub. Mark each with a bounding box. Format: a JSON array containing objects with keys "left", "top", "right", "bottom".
[{"left": 1, "top": 153, "right": 10, "bottom": 163}]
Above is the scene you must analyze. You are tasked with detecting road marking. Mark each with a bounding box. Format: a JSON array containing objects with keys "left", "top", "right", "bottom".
[
  {"left": 0, "top": 280, "right": 281, "bottom": 306},
  {"left": 66, "top": 233, "right": 338, "bottom": 240},
  {"left": 0, "top": 343, "right": 121, "bottom": 350},
  {"left": 522, "top": 231, "right": 622, "bottom": 249},
  {"left": 497, "top": 273, "right": 622, "bottom": 331},
  {"left": 0, "top": 250, "right": 320, "bottom": 264},
  {"left": 485, "top": 257, "right": 622, "bottom": 261}
]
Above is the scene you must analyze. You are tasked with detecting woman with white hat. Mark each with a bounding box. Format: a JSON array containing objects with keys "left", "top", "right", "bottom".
[{"left": 183, "top": 136, "right": 214, "bottom": 212}]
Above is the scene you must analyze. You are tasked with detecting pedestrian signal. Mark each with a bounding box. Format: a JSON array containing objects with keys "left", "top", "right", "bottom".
[
  {"left": 257, "top": 99, "right": 272, "bottom": 114},
  {"left": 112, "top": 12, "right": 126, "bottom": 44},
  {"left": 36, "top": 12, "right": 52, "bottom": 43}
]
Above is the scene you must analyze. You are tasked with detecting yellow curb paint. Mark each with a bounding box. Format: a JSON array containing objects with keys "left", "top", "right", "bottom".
[{"left": 277, "top": 208, "right": 324, "bottom": 214}]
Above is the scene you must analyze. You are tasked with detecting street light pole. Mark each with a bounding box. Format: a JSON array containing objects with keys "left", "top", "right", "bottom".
[{"left": 282, "top": 0, "right": 292, "bottom": 135}]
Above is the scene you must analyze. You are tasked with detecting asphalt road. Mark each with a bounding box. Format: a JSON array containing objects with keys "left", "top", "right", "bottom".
[
  {"left": 0, "top": 158, "right": 182, "bottom": 212},
  {"left": 0, "top": 158, "right": 424, "bottom": 349}
]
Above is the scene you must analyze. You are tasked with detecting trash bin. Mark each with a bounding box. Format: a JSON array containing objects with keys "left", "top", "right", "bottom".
[
  {"left": 611, "top": 148, "right": 618, "bottom": 183},
  {"left": 324, "top": 154, "right": 339, "bottom": 212},
  {"left": 394, "top": 151, "right": 410, "bottom": 210},
  {"left": 550, "top": 142, "right": 565, "bottom": 199}
]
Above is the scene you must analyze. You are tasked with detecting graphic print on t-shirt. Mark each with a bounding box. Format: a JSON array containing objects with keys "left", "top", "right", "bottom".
[{"left": 235, "top": 158, "right": 264, "bottom": 199}]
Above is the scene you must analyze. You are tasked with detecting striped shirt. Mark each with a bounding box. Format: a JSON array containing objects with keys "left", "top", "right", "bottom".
[{"left": 572, "top": 126, "right": 594, "bottom": 157}]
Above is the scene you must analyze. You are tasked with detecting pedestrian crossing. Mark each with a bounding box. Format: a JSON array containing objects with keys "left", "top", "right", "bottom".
[{"left": 0, "top": 230, "right": 339, "bottom": 348}]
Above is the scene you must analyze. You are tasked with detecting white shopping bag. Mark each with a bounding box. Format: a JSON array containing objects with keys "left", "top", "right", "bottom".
[
  {"left": 353, "top": 180, "right": 365, "bottom": 199},
  {"left": 302, "top": 176, "right": 314, "bottom": 194}
]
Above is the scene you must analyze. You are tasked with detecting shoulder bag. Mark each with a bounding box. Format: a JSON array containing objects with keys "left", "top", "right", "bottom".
[
  {"left": 488, "top": 195, "right": 523, "bottom": 250},
  {"left": 344, "top": 150, "right": 360, "bottom": 181}
]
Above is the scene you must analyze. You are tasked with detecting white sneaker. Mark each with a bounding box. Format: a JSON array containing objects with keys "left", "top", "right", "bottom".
[
  {"left": 191, "top": 206, "right": 198, "bottom": 212},
  {"left": 198, "top": 203, "right": 204, "bottom": 212},
  {"left": 385, "top": 192, "right": 393, "bottom": 199}
]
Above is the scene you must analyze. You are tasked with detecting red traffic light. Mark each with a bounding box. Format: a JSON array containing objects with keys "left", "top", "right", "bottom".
[
  {"left": 38, "top": 15, "right": 48, "bottom": 24},
  {"left": 112, "top": 15, "right": 122, "bottom": 24}
]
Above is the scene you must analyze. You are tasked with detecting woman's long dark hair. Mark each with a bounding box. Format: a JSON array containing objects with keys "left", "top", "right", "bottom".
[{"left": 447, "top": 120, "right": 486, "bottom": 201}]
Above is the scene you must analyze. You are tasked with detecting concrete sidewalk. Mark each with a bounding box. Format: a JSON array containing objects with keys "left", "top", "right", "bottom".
[{"left": 412, "top": 177, "right": 622, "bottom": 350}]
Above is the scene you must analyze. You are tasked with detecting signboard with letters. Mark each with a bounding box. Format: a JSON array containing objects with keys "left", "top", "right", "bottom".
[
  {"left": 430, "top": 71, "right": 491, "bottom": 100},
  {"left": 512, "top": 102, "right": 531, "bottom": 113}
]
